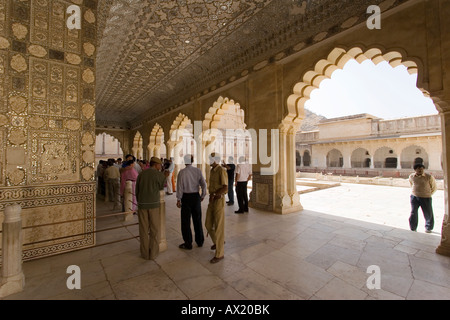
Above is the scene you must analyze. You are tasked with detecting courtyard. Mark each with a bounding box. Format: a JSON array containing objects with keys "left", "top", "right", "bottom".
[{"left": 4, "top": 181, "right": 449, "bottom": 301}]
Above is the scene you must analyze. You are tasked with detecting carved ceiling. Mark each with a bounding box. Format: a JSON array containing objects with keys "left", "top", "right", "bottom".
[{"left": 95, "top": 0, "right": 406, "bottom": 129}]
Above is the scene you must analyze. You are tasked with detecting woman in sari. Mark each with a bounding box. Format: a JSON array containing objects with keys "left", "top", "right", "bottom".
[{"left": 120, "top": 160, "right": 139, "bottom": 211}]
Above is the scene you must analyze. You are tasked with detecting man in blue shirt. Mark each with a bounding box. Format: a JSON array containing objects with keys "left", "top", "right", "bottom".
[{"left": 176, "top": 154, "right": 207, "bottom": 250}]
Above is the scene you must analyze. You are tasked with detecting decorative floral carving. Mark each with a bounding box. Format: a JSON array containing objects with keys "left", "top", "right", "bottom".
[
  {"left": 81, "top": 166, "right": 94, "bottom": 181},
  {"left": 65, "top": 119, "right": 81, "bottom": 131},
  {"left": 8, "top": 168, "right": 25, "bottom": 186},
  {"left": 0, "top": 114, "right": 8, "bottom": 126},
  {"left": 28, "top": 116, "right": 45, "bottom": 129},
  {"left": 10, "top": 54, "right": 27, "bottom": 72},
  {"left": 66, "top": 84, "right": 78, "bottom": 102},
  {"left": 9, "top": 96, "right": 27, "bottom": 114},
  {"left": 83, "top": 42, "right": 95, "bottom": 56},
  {"left": 28, "top": 45, "right": 47, "bottom": 57},
  {"left": 41, "top": 143, "right": 70, "bottom": 174},
  {"left": 82, "top": 150, "right": 94, "bottom": 163},
  {"left": 9, "top": 129, "right": 27, "bottom": 145},
  {"left": 82, "top": 69, "right": 95, "bottom": 83},
  {"left": 0, "top": 37, "right": 10, "bottom": 49},
  {"left": 32, "top": 78, "right": 46, "bottom": 98},
  {"left": 82, "top": 103, "right": 95, "bottom": 119},
  {"left": 66, "top": 53, "right": 81, "bottom": 65},
  {"left": 12, "top": 23, "right": 28, "bottom": 40},
  {"left": 50, "top": 66, "right": 63, "bottom": 83},
  {"left": 84, "top": 10, "right": 96, "bottom": 24},
  {"left": 81, "top": 132, "right": 95, "bottom": 146}
]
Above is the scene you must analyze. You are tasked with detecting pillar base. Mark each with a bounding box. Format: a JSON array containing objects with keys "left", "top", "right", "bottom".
[
  {"left": 273, "top": 192, "right": 303, "bottom": 215},
  {"left": 436, "top": 244, "right": 450, "bottom": 257},
  {"left": 0, "top": 273, "right": 25, "bottom": 298},
  {"left": 273, "top": 203, "right": 304, "bottom": 215}
]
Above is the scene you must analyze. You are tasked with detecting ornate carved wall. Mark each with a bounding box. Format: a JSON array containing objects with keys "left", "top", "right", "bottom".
[{"left": 0, "top": 0, "right": 97, "bottom": 261}]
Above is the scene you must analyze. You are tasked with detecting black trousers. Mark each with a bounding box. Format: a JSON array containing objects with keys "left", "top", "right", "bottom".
[
  {"left": 181, "top": 193, "right": 204, "bottom": 247},
  {"left": 236, "top": 181, "right": 248, "bottom": 212},
  {"left": 227, "top": 178, "right": 234, "bottom": 203},
  {"left": 409, "top": 195, "right": 434, "bottom": 231}
]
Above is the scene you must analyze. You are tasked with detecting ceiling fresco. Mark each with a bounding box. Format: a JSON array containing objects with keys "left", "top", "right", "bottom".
[{"left": 95, "top": 0, "right": 405, "bottom": 128}]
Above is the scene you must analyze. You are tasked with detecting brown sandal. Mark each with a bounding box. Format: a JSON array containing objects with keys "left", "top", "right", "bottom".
[{"left": 210, "top": 256, "right": 224, "bottom": 264}]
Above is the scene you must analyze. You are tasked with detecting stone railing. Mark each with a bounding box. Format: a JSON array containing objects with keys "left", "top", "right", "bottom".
[
  {"left": 372, "top": 115, "right": 441, "bottom": 136},
  {"left": 296, "top": 130, "right": 319, "bottom": 143}
]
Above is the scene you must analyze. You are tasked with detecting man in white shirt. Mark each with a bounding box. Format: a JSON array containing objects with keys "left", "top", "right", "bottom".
[
  {"left": 176, "top": 155, "right": 207, "bottom": 249},
  {"left": 235, "top": 156, "right": 252, "bottom": 214},
  {"left": 166, "top": 157, "right": 175, "bottom": 195}
]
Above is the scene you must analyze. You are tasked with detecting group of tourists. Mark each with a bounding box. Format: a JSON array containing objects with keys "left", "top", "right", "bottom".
[
  {"left": 97, "top": 153, "right": 252, "bottom": 264},
  {"left": 98, "top": 153, "right": 437, "bottom": 265}
]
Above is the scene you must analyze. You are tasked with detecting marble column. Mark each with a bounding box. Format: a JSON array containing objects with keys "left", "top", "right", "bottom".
[
  {"left": 436, "top": 109, "right": 450, "bottom": 256},
  {"left": 275, "top": 125, "right": 289, "bottom": 212},
  {"left": 123, "top": 181, "right": 134, "bottom": 221},
  {"left": 274, "top": 124, "right": 303, "bottom": 214},
  {"left": 159, "top": 190, "right": 167, "bottom": 252},
  {"left": 287, "top": 128, "right": 302, "bottom": 210},
  {"left": 0, "top": 204, "right": 25, "bottom": 298}
]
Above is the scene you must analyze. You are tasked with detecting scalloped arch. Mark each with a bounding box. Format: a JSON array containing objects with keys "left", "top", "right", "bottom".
[
  {"left": 133, "top": 131, "right": 143, "bottom": 145},
  {"left": 169, "top": 113, "right": 192, "bottom": 141},
  {"left": 132, "top": 131, "right": 144, "bottom": 159},
  {"left": 285, "top": 47, "right": 421, "bottom": 128},
  {"left": 149, "top": 123, "right": 164, "bottom": 145},
  {"left": 95, "top": 130, "right": 125, "bottom": 151},
  {"left": 148, "top": 123, "right": 165, "bottom": 158},
  {"left": 203, "top": 96, "right": 246, "bottom": 131}
]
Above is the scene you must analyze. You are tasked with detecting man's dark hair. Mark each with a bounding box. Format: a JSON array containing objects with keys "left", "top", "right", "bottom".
[{"left": 414, "top": 163, "right": 425, "bottom": 170}]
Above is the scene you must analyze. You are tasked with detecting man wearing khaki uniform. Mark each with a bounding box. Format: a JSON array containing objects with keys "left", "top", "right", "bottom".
[
  {"left": 135, "top": 157, "right": 169, "bottom": 260},
  {"left": 205, "top": 153, "right": 228, "bottom": 264}
]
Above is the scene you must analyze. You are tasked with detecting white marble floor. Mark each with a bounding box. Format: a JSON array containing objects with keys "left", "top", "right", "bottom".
[{"left": 3, "top": 182, "right": 450, "bottom": 300}]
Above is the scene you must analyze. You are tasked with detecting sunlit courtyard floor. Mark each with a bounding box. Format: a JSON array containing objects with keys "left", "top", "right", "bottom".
[{"left": 4, "top": 182, "right": 450, "bottom": 300}]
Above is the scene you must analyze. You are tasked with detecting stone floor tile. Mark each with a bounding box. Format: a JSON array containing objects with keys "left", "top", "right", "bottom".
[
  {"left": 326, "top": 261, "right": 368, "bottom": 289},
  {"left": 314, "top": 277, "right": 368, "bottom": 300},
  {"left": 406, "top": 280, "right": 450, "bottom": 300},
  {"left": 248, "top": 251, "right": 334, "bottom": 299},
  {"left": 224, "top": 267, "right": 303, "bottom": 300},
  {"left": 112, "top": 270, "right": 187, "bottom": 300},
  {"left": 305, "top": 243, "right": 362, "bottom": 269}
]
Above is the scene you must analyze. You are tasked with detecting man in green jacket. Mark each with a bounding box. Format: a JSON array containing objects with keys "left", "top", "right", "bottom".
[{"left": 135, "top": 156, "right": 169, "bottom": 260}]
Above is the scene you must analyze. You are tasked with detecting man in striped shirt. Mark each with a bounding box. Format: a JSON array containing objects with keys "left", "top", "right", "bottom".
[
  {"left": 409, "top": 163, "right": 437, "bottom": 233},
  {"left": 176, "top": 154, "right": 207, "bottom": 250}
]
